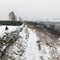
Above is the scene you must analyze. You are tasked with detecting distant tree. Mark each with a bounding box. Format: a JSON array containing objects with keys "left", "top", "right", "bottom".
[
  {"left": 19, "top": 17, "right": 23, "bottom": 21},
  {"left": 9, "top": 11, "right": 16, "bottom": 21}
]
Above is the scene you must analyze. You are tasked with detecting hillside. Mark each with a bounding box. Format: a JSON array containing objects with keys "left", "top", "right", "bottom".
[{"left": 0, "top": 22, "right": 60, "bottom": 60}]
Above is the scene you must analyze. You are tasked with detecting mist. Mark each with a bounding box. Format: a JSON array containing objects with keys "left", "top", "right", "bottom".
[{"left": 0, "top": 0, "right": 60, "bottom": 21}]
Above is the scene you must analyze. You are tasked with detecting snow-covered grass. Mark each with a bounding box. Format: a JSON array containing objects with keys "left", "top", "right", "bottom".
[
  {"left": 0, "top": 24, "right": 60, "bottom": 60},
  {"left": 0, "top": 24, "right": 24, "bottom": 37},
  {"left": 0, "top": 25, "right": 19, "bottom": 38}
]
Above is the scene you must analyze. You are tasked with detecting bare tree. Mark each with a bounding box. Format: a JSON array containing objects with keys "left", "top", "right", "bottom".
[
  {"left": 9, "top": 11, "right": 16, "bottom": 21},
  {"left": 19, "top": 17, "right": 22, "bottom": 21}
]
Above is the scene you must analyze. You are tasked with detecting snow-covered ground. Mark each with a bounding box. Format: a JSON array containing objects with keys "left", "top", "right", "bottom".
[
  {"left": 23, "top": 28, "right": 40, "bottom": 60},
  {"left": 0, "top": 24, "right": 60, "bottom": 60}
]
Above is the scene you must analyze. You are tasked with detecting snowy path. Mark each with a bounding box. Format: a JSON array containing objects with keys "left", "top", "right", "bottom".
[
  {"left": 0, "top": 25, "right": 56, "bottom": 60},
  {"left": 24, "top": 29, "right": 40, "bottom": 60}
]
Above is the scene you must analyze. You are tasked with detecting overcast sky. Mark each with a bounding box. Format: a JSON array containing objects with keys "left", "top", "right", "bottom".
[{"left": 0, "top": 0, "right": 60, "bottom": 21}]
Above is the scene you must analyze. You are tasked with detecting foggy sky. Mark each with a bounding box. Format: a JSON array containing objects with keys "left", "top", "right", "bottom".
[{"left": 0, "top": 0, "right": 60, "bottom": 21}]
